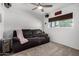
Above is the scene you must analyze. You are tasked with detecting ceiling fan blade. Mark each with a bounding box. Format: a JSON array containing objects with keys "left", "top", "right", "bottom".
[
  {"left": 31, "top": 3, "right": 39, "bottom": 6},
  {"left": 42, "top": 5, "right": 53, "bottom": 7},
  {"left": 38, "top": 3, "right": 41, "bottom": 6},
  {"left": 32, "top": 7, "right": 37, "bottom": 10}
]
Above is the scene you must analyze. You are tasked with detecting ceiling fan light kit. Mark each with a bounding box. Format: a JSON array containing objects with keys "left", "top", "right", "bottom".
[
  {"left": 31, "top": 3, "right": 53, "bottom": 12},
  {"left": 38, "top": 6, "right": 43, "bottom": 9}
]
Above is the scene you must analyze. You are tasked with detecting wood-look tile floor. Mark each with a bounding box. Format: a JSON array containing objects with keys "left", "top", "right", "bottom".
[{"left": 12, "top": 42, "right": 79, "bottom": 56}]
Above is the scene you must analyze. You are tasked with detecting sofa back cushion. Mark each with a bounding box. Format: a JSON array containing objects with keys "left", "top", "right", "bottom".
[
  {"left": 13, "top": 29, "right": 43, "bottom": 38},
  {"left": 32, "top": 29, "right": 42, "bottom": 35},
  {"left": 22, "top": 29, "right": 32, "bottom": 38}
]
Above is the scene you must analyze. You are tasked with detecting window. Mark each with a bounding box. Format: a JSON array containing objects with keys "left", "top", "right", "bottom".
[
  {"left": 50, "top": 19, "right": 73, "bottom": 27},
  {"left": 49, "top": 13, "right": 73, "bottom": 27}
]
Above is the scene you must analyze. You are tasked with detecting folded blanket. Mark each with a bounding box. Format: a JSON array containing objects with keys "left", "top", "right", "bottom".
[{"left": 16, "top": 29, "right": 28, "bottom": 44}]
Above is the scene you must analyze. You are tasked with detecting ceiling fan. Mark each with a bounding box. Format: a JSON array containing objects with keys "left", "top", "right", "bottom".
[{"left": 31, "top": 3, "right": 53, "bottom": 12}]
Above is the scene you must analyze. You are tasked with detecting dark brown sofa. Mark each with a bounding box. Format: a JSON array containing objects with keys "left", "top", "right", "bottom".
[
  {"left": 12, "top": 29, "right": 50, "bottom": 53},
  {"left": 0, "top": 40, "right": 2, "bottom": 53}
]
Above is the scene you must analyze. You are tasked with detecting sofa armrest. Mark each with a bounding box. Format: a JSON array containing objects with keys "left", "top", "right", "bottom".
[
  {"left": 0, "top": 40, "right": 2, "bottom": 53},
  {"left": 12, "top": 37, "right": 20, "bottom": 43}
]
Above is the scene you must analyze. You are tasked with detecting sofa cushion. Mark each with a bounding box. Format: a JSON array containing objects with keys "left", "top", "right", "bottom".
[
  {"left": 22, "top": 29, "right": 32, "bottom": 34},
  {"left": 32, "top": 34, "right": 48, "bottom": 37},
  {"left": 32, "top": 29, "right": 42, "bottom": 35},
  {"left": 22, "top": 29, "right": 32, "bottom": 38}
]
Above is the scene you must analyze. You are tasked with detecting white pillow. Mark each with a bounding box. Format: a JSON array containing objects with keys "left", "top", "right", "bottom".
[{"left": 16, "top": 30, "right": 28, "bottom": 44}]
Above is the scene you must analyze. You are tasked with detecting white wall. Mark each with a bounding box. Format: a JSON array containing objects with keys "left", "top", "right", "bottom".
[
  {"left": 0, "top": 5, "right": 4, "bottom": 39},
  {"left": 43, "top": 4, "right": 79, "bottom": 50},
  {"left": 2, "top": 4, "right": 43, "bottom": 39},
  {"left": 4, "top": 4, "right": 42, "bottom": 31}
]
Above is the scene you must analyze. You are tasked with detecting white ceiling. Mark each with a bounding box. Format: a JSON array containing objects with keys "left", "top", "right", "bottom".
[
  {"left": 3, "top": 3, "right": 72, "bottom": 21},
  {"left": 11, "top": 3, "right": 73, "bottom": 14},
  {"left": 1, "top": 3, "right": 75, "bottom": 21},
  {"left": 24, "top": 3, "right": 73, "bottom": 14},
  {"left": 1, "top": 3, "right": 75, "bottom": 19}
]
